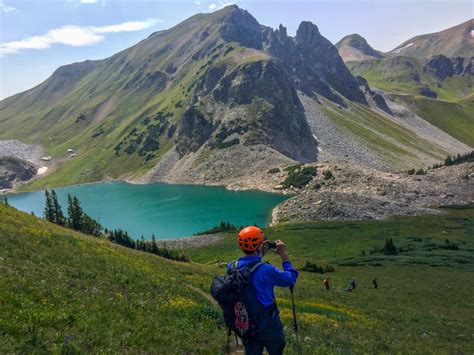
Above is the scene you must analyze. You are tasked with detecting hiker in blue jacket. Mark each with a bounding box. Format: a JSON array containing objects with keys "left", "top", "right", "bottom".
[{"left": 227, "top": 226, "right": 298, "bottom": 355}]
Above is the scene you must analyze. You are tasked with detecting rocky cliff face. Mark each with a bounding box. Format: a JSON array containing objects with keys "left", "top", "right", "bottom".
[
  {"left": 203, "top": 59, "right": 317, "bottom": 162},
  {"left": 262, "top": 22, "right": 367, "bottom": 106},
  {"left": 0, "top": 157, "right": 37, "bottom": 189},
  {"left": 423, "top": 55, "right": 473, "bottom": 79}
]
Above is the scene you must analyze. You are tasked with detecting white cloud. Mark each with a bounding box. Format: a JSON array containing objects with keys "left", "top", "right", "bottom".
[
  {"left": 0, "top": 18, "right": 161, "bottom": 57},
  {"left": 194, "top": 0, "right": 201, "bottom": 5},
  {"left": 93, "top": 19, "right": 159, "bottom": 33},
  {"left": 80, "top": 0, "right": 99, "bottom": 3},
  {"left": 208, "top": 3, "right": 217, "bottom": 10},
  {"left": 0, "top": 0, "right": 16, "bottom": 12},
  {"left": 48, "top": 26, "right": 104, "bottom": 46}
]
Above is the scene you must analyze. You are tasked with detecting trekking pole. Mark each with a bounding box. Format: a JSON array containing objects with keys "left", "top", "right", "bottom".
[{"left": 290, "top": 286, "right": 302, "bottom": 354}]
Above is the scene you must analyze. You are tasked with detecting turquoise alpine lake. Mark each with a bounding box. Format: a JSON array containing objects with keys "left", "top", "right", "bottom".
[{"left": 7, "top": 182, "right": 288, "bottom": 239}]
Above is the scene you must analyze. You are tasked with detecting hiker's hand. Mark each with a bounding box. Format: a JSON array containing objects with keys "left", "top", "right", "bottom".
[
  {"left": 275, "top": 240, "right": 289, "bottom": 261},
  {"left": 260, "top": 241, "right": 269, "bottom": 256}
]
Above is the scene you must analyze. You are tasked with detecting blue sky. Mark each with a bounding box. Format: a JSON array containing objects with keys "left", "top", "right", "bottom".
[{"left": 0, "top": 0, "right": 472, "bottom": 99}]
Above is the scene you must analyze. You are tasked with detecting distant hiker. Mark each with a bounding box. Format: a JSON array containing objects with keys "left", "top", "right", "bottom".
[
  {"left": 350, "top": 277, "right": 356, "bottom": 290},
  {"left": 323, "top": 277, "right": 330, "bottom": 291},
  {"left": 211, "top": 226, "right": 298, "bottom": 355},
  {"left": 372, "top": 277, "right": 378, "bottom": 289}
]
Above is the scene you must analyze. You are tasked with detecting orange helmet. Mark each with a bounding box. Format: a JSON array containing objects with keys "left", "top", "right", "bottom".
[{"left": 238, "top": 226, "right": 265, "bottom": 252}]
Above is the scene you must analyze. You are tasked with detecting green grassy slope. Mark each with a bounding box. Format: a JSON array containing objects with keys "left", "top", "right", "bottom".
[
  {"left": 0, "top": 205, "right": 225, "bottom": 353},
  {"left": 321, "top": 101, "right": 448, "bottom": 169},
  {"left": 2, "top": 203, "right": 473, "bottom": 353},
  {"left": 186, "top": 206, "right": 474, "bottom": 353},
  {"left": 408, "top": 97, "right": 474, "bottom": 147},
  {"left": 349, "top": 57, "right": 474, "bottom": 147},
  {"left": 350, "top": 57, "right": 472, "bottom": 101}
]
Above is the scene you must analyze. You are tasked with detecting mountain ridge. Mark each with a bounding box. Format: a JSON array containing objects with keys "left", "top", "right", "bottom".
[
  {"left": 0, "top": 5, "right": 471, "bottom": 191},
  {"left": 389, "top": 18, "right": 473, "bottom": 58}
]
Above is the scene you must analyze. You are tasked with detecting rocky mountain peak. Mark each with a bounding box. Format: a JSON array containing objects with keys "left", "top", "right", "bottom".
[
  {"left": 335, "top": 33, "right": 384, "bottom": 62},
  {"left": 217, "top": 5, "right": 262, "bottom": 49},
  {"left": 277, "top": 24, "right": 287, "bottom": 37},
  {"left": 295, "top": 21, "right": 322, "bottom": 47}
]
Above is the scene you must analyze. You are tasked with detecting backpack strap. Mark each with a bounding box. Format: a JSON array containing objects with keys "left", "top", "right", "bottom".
[
  {"left": 229, "top": 260, "right": 264, "bottom": 274},
  {"left": 227, "top": 260, "right": 239, "bottom": 274},
  {"left": 247, "top": 260, "right": 265, "bottom": 274}
]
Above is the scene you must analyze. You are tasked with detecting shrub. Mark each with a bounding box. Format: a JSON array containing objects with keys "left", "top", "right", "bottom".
[
  {"left": 431, "top": 151, "right": 473, "bottom": 169},
  {"left": 415, "top": 169, "right": 426, "bottom": 175},
  {"left": 383, "top": 238, "right": 398, "bottom": 255},
  {"left": 439, "top": 239, "right": 459, "bottom": 250},
  {"left": 281, "top": 166, "right": 317, "bottom": 189},
  {"left": 195, "top": 221, "right": 237, "bottom": 235},
  {"left": 407, "top": 169, "right": 415, "bottom": 175},
  {"left": 217, "top": 138, "right": 239, "bottom": 149},
  {"left": 267, "top": 167, "right": 280, "bottom": 174},
  {"left": 283, "top": 164, "right": 302, "bottom": 173},
  {"left": 323, "top": 170, "right": 334, "bottom": 180},
  {"left": 136, "top": 235, "right": 190, "bottom": 262},
  {"left": 154, "top": 246, "right": 190, "bottom": 262},
  {"left": 302, "top": 261, "right": 335, "bottom": 273}
]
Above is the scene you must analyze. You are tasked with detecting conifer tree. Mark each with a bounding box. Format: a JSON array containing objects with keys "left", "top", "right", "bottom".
[
  {"left": 82, "top": 213, "right": 102, "bottom": 236},
  {"left": 44, "top": 190, "right": 54, "bottom": 222},
  {"left": 67, "top": 194, "right": 84, "bottom": 230},
  {"left": 383, "top": 238, "right": 398, "bottom": 255},
  {"left": 445, "top": 155, "right": 453, "bottom": 166},
  {"left": 137, "top": 235, "right": 145, "bottom": 251},
  {"left": 50, "top": 190, "right": 65, "bottom": 225},
  {"left": 67, "top": 194, "right": 74, "bottom": 228},
  {"left": 151, "top": 234, "right": 159, "bottom": 254}
]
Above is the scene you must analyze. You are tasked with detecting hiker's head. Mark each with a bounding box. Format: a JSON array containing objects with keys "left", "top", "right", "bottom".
[{"left": 238, "top": 226, "right": 265, "bottom": 255}]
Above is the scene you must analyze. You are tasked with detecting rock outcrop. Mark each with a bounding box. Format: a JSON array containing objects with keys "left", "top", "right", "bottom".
[
  {"left": 274, "top": 161, "right": 474, "bottom": 223},
  {"left": 356, "top": 76, "right": 392, "bottom": 114},
  {"left": 422, "top": 55, "right": 469, "bottom": 80},
  {"left": 419, "top": 86, "right": 438, "bottom": 98},
  {"left": 0, "top": 157, "right": 37, "bottom": 189}
]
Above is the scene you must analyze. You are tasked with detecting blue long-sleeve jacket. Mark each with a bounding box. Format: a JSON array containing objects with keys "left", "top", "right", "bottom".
[{"left": 227, "top": 255, "right": 298, "bottom": 307}]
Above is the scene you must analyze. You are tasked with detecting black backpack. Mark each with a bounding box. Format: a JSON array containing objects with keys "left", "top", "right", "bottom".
[{"left": 210, "top": 260, "right": 265, "bottom": 339}]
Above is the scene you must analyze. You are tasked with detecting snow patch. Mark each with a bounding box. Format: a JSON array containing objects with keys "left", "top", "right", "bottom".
[
  {"left": 37, "top": 167, "right": 48, "bottom": 175},
  {"left": 313, "top": 134, "right": 323, "bottom": 152},
  {"left": 392, "top": 42, "right": 413, "bottom": 54}
]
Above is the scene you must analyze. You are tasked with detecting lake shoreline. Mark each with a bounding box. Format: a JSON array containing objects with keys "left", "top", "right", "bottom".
[
  {"left": 7, "top": 181, "right": 287, "bottom": 241},
  {"left": 154, "top": 233, "right": 227, "bottom": 249}
]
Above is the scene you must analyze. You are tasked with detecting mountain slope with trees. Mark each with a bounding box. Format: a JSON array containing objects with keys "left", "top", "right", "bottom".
[{"left": 0, "top": 6, "right": 470, "bottom": 191}]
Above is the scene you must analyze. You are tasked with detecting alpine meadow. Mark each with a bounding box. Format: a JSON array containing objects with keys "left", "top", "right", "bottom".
[{"left": 0, "top": 1, "right": 473, "bottom": 354}]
